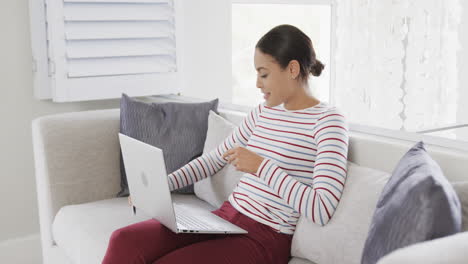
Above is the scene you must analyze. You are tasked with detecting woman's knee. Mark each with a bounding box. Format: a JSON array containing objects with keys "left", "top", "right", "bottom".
[
  {"left": 109, "top": 219, "right": 162, "bottom": 244},
  {"left": 103, "top": 220, "right": 176, "bottom": 264},
  {"left": 109, "top": 227, "right": 129, "bottom": 245},
  {"left": 107, "top": 227, "right": 136, "bottom": 251},
  {"left": 102, "top": 226, "right": 147, "bottom": 264}
]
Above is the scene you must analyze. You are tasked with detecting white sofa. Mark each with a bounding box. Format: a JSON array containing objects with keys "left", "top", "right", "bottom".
[{"left": 32, "top": 97, "right": 468, "bottom": 264}]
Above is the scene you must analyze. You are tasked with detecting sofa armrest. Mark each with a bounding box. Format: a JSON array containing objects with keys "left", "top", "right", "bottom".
[
  {"left": 32, "top": 108, "right": 121, "bottom": 247},
  {"left": 376, "top": 231, "right": 468, "bottom": 264}
]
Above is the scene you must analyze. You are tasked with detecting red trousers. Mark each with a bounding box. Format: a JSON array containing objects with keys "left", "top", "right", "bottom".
[{"left": 102, "top": 201, "right": 293, "bottom": 264}]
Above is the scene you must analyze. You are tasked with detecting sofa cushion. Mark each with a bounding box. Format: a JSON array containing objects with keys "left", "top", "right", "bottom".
[
  {"left": 288, "top": 257, "right": 317, "bottom": 264},
  {"left": 291, "top": 161, "right": 391, "bottom": 264},
  {"left": 194, "top": 110, "right": 245, "bottom": 208},
  {"left": 52, "top": 194, "right": 216, "bottom": 264},
  {"left": 452, "top": 181, "right": 468, "bottom": 231},
  {"left": 52, "top": 194, "right": 311, "bottom": 264},
  {"left": 376, "top": 231, "right": 468, "bottom": 264},
  {"left": 361, "top": 141, "right": 462, "bottom": 264},
  {"left": 117, "top": 93, "right": 219, "bottom": 196}
]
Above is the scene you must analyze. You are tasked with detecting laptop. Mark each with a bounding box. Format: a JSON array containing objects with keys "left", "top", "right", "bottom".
[{"left": 118, "top": 133, "right": 248, "bottom": 234}]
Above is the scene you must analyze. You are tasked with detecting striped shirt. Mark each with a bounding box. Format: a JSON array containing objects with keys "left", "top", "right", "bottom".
[{"left": 167, "top": 101, "right": 349, "bottom": 235}]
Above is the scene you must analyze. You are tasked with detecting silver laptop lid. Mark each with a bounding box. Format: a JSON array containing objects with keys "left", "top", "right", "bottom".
[{"left": 118, "top": 133, "right": 178, "bottom": 233}]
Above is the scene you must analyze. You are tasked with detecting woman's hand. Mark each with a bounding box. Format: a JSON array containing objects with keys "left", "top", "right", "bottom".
[
  {"left": 128, "top": 195, "right": 133, "bottom": 206},
  {"left": 222, "top": 145, "right": 264, "bottom": 174}
]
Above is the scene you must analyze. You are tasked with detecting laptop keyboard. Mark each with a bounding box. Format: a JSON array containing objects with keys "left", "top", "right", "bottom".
[{"left": 175, "top": 208, "right": 217, "bottom": 230}]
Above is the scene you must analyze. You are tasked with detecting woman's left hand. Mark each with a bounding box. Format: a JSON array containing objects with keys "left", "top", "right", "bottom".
[{"left": 222, "top": 145, "right": 264, "bottom": 174}]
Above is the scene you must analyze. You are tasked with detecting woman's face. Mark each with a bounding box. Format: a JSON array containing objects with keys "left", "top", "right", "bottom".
[{"left": 254, "top": 48, "right": 294, "bottom": 107}]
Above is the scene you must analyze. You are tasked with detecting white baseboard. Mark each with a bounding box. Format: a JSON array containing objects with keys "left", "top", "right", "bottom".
[{"left": 0, "top": 233, "right": 42, "bottom": 264}]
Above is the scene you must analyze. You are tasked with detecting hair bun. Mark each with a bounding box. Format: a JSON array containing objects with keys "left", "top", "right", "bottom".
[{"left": 309, "top": 59, "right": 325, "bottom": 77}]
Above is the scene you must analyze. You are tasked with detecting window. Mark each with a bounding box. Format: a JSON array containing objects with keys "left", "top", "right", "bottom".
[
  {"left": 231, "top": 0, "right": 333, "bottom": 107},
  {"left": 230, "top": 1, "right": 468, "bottom": 148},
  {"left": 332, "top": 0, "right": 468, "bottom": 146}
]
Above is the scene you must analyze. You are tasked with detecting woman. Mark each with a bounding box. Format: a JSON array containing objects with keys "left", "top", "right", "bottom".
[{"left": 103, "top": 24, "right": 349, "bottom": 264}]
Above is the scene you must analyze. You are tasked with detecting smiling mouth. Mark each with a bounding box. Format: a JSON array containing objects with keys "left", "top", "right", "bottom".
[{"left": 263, "top": 92, "right": 271, "bottom": 99}]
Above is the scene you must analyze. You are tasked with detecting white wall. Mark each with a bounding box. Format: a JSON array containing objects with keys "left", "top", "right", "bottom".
[
  {"left": 0, "top": 0, "right": 121, "bottom": 259},
  {"left": 179, "top": 0, "right": 232, "bottom": 103}
]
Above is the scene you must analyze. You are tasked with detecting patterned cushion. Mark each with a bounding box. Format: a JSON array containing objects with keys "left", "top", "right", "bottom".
[
  {"left": 361, "top": 141, "right": 462, "bottom": 264},
  {"left": 117, "top": 93, "right": 219, "bottom": 196}
]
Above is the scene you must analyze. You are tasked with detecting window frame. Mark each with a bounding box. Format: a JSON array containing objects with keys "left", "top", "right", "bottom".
[{"left": 349, "top": 122, "right": 468, "bottom": 152}]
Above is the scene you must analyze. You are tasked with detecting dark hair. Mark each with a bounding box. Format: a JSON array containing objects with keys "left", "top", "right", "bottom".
[{"left": 255, "top": 24, "right": 325, "bottom": 80}]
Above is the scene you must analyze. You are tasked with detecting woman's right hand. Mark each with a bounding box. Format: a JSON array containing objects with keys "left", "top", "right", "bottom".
[{"left": 128, "top": 195, "right": 133, "bottom": 206}]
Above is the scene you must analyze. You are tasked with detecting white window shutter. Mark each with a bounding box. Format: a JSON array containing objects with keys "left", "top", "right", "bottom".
[{"left": 30, "top": 0, "right": 183, "bottom": 102}]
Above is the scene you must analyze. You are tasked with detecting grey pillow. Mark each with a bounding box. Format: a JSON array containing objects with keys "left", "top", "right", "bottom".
[
  {"left": 116, "top": 93, "right": 219, "bottom": 197},
  {"left": 361, "top": 141, "right": 462, "bottom": 264},
  {"left": 452, "top": 181, "right": 468, "bottom": 231}
]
